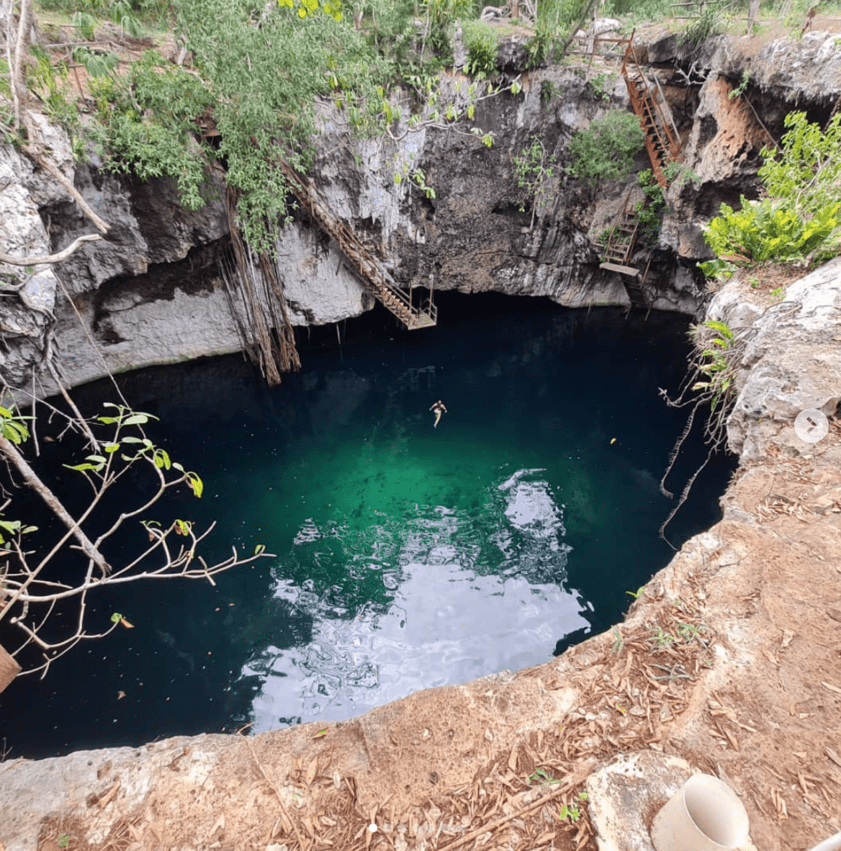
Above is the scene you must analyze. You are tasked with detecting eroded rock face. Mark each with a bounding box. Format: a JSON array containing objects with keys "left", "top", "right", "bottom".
[
  {"left": 2, "top": 30, "right": 840, "bottom": 394},
  {"left": 713, "top": 259, "right": 841, "bottom": 460},
  {"left": 0, "top": 64, "right": 660, "bottom": 394}
]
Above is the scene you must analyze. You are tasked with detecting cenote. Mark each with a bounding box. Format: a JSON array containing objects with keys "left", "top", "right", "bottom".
[{"left": 0, "top": 293, "right": 734, "bottom": 759}]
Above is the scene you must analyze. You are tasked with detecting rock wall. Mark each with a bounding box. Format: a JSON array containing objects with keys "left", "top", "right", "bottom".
[{"left": 3, "top": 30, "right": 841, "bottom": 396}]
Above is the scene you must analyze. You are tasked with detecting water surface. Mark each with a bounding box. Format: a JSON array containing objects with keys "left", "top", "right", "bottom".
[{"left": 0, "top": 295, "right": 732, "bottom": 757}]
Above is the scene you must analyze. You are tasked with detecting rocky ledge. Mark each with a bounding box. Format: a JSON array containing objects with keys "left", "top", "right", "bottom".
[{"left": 2, "top": 260, "right": 839, "bottom": 851}]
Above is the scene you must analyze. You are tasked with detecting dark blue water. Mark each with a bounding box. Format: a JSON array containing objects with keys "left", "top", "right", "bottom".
[{"left": 0, "top": 295, "right": 733, "bottom": 758}]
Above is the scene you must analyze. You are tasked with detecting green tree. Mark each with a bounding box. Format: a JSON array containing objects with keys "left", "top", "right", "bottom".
[{"left": 567, "top": 110, "right": 645, "bottom": 184}]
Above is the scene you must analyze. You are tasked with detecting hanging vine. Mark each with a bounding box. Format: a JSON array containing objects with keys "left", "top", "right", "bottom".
[{"left": 220, "top": 185, "right": 301, "bottom": 386}]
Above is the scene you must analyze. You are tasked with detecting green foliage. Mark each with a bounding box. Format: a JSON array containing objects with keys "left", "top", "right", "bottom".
[
  {"left": 0, "top": 405, "right": 30, "bottom": 446},
  {"left": 700, "top": 112, "right": 841, "bottom": 278},
  {"left": 420, "top": 0, "right": 475, "bottom": 65},
  {"left": 557, "top": 802, "right": 582, "bottom": 823},
  {"left": 689, "top": 319, "right": 736, "bottom": 422},
  {"left": 759, "top": 111, "right": 841, "bottom": 219},
  {"left": 73, "top": 10, "right": 98, "bottom": 40},
  {"left": 87, "top": 50, "right": 215, "bottom": 213},
  {"left": 513, "top": 136, "right": 556, "bottom": 228},
  {"left": 663, "top": 160, "right": 701, "bottom": 188},
  {"left": 528, "top": 767, "right": 562, "bottom": 785},
  {"left": 172, "top": 0, "right": 402, "bottom": 251},
  {"left": 636, "top": 168, "right": 667, "bottom": 241},
  {"left": 699, "top": 196, "right": 840, "bottom": 278},
  {"left": 537, "top": 0, "right": 593, "bottom": 34},
  {"left": 568, "top": 110, "right": 644, "bottom": 184},
  {"left": 586, "top": 71, "right": 613, "bottom": 102},
  {"left": 728, "top": 70, "right": 751, "bottom": 100},
  {"left": 461, "top": 18, "right": 499, "bottom": 79},
  {"left": 72, "top": 46, "right": 119, "bottom": 78},
  {"left": 540, "top": 79, "right": 559, "bottom": 104},
  {"left": 678, "top": 4, "right": 723, "bottom": 47}
]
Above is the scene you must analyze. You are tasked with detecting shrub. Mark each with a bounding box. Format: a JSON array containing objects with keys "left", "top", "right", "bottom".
[
  {"left": 700, "top": 112, "right": 841, "bottom": 279},
  {"left": 636, "top": 168, "right": 667, "bottom": 241},
  {"left": 461, "top": 18, "right": 498, "bottom": 78},
  {"left": 568, "top": 110, "right": 645, "bottom": 184},
  {"left": 699, "top": 197, "right": 841, "bottom": 278}
]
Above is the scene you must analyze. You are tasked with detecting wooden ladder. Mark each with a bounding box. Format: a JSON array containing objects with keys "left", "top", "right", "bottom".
[
  {"left": 597, "top": 36, "right": 683, "bottom": 308},
  {"left": 620, "top": 37, "right": 682, "bottom": 188},
  {"left": 280, "top": 163, "right": 437, "bottom": 330}
]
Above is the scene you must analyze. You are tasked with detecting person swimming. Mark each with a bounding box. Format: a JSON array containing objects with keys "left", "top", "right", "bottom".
[{"left": 430, "top": 400, "right": 447, "bottom": 428}]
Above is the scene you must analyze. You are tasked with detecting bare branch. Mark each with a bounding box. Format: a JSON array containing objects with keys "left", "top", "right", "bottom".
[
  {"left": 11, "top": 0, "right": 31, "bottom": 129},
  {"left": 0, "top": 234, "right": 103, "bottom": 267},
  {"left": 21, "top": 142, "right": 111, "bottom": 234},
  {"left": 0, "top": 433, "right": 111, "bottom": 576}
]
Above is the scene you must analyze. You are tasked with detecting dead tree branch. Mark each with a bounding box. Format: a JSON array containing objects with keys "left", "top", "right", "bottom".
[
  {"left": 0, "top": 234, "right": 103, "bottom": 266},
  {"left": 0, "top": 402, "right": 273, "bottom": 688}
]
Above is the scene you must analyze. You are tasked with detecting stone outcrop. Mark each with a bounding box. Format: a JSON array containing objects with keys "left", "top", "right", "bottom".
[
  {"left": 3, "top": 27, "right": 841, "bottom": 396},
  {"left": 3, "top": 29, "right": 840, "bottom": 394}
]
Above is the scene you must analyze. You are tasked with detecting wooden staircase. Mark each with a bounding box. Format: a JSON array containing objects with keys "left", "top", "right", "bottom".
[
  {"left": 600, "top": 191, "right": 641, "bottom": 275},
  {"left": 597, "top": 36, "right": 683, "bottom": 308},
  {"left": 280, "top": 162, "right": 437, "bottom": 330},
  {"left": 621, "top": 38, "right": 682, "bottom": 189}
]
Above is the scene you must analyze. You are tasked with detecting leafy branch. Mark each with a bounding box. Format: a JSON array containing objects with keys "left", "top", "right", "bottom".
[{"left": 0, "top": 402, "right": 272, "bottom": 683}]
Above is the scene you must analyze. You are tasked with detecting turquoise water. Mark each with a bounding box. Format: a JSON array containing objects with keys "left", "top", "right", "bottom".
[{"left": 0, "top": 295, "right": 733, "bottom": 756}]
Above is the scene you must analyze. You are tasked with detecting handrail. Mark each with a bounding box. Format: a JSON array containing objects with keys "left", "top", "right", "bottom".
[
  {"left": 280, "top": 162, "right": 437, "bottom": 329},
  {"left": 620, "top": 39, "right": 682, "bottom": 188}
]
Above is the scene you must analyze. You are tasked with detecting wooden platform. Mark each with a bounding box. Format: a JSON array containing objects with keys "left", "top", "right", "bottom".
[{"left": 600, "top": 261, "right": 640, "bottom": 278}]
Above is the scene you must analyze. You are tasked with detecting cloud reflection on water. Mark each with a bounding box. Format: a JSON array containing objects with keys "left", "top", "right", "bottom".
[{"left": 242, "top": 470, "right": 589, "bottom": 732}]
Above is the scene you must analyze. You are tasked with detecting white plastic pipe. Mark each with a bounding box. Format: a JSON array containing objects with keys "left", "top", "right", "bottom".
[
  {"left": 806, "top": 833, "right": 841, "bottom": 851},
  {"left": 651, "top": 774, "right": 750, "bottom": 851}
]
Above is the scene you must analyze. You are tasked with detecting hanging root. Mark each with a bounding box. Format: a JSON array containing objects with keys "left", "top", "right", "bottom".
[
  {"left": 220, "top": 186, "right": 300, "bottom": 385},
  {"left": 659, "top": 445, "right": 714, "bottom": 549},
  {"left": 659, "top": 399, "right": 700, "bottom": 499}
]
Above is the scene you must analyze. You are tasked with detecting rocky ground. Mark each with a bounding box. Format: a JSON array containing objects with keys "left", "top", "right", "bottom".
[{"left": 2, "top": 258, "right": 840, "bottom": 851}]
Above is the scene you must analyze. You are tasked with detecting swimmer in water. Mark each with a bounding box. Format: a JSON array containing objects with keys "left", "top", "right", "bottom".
[{"left": 430, "top": 400, "right": 447, "bottom": 428}]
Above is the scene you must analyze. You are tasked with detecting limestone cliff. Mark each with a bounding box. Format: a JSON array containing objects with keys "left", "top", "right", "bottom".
[{"left": 3, "top": 28, "right": 840, "bottom": 395}]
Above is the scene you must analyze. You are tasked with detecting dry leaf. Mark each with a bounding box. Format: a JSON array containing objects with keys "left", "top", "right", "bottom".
[
  {"left": 508, "top": 745, "right": 518, "bottom": 773},
  {"left": 825, "top": 746, "right": 841, "bottom": 768},
  {"left": 98, "top": 780, "right": 121, "bottom": 809},
  {"left": 305, "top": 755, "right": 318, "bottom": 786},
  {"left": 279, "top": 809, "right": 293, "bottom": 834}
]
